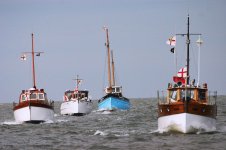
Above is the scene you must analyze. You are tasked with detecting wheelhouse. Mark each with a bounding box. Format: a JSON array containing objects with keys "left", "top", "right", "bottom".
[
  {"left": 166, "top": 83, "right": 210, "bottom": 104},
  {"left": 19, "top": 88, "right": 47, "bottom": 102},
  {"left": 64, "top": 90, "right": 89, "bottom": 101}
]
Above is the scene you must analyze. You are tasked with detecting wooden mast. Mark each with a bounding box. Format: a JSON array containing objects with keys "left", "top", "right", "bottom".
[
  {"left": 31, "top": 33, "right": 36, "bottom": 89},
  {"left": 104, "top": 27, "right": 112, "bottom": 91},
  {"left": 111, "top": 50, "right": 115, "bottom": 86}
]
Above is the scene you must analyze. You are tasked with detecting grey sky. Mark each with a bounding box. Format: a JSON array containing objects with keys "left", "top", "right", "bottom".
[{"left": 0, "top": 0, "right": 225, "bottom": 102}]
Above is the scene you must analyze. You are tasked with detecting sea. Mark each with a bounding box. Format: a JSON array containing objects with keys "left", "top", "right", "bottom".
[{"left": 0, "top": 97, "right": 226, "bottom": 150}]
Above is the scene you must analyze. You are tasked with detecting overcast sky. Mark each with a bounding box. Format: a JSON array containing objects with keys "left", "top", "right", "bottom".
[{"left": 0, "top": 0, "right": 225, "bottom": 102}]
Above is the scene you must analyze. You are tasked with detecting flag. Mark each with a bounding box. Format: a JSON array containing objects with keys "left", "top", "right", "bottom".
[
  {"left": 166, "top": 36, "right": 176, "bottom": 46},
  {"left": 177, "top": 67, "right": 187, "bottom": 78},
  {"left": 170, "top": 47, "right": 175, "bottom": 53},
  {"left": 78, "top": 79, "right": 82, "bottom": 85},
  {"left": 20, "top": 54, "right": 26, "bottom": 61},
  {"left": 172, "top": 67, "right": 187, "bottom": 85},
  {"left": 173, "top": 76, "right": 185, "bottom": 84}
]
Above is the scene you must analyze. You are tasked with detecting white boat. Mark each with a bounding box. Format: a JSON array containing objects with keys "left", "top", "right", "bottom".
[
  {"left": 157, "top": 15, "right": 217, "bottom": 133},
  {"left": 13, "top": 88, "right": 54, "bottom": 123},
  {"left": 60, "top": 75, "right": 92, "bottom": 116},
  {"left": 13, "top": 33, "right": 54, "bottom": 123}
]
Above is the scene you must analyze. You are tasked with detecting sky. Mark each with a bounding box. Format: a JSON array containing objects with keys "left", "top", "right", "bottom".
[{"left": 0, "top": 0, "right": 226, "bottom": 102}]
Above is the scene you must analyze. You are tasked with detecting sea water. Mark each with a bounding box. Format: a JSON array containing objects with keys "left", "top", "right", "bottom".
[{"left": 0, "top": 97, "right": 226, "bottom": 150}]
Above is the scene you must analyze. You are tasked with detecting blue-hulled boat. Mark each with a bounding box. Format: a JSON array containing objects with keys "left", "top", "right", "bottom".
[{"left": 98, "top": 27, "right": 130, "bottom": 111}]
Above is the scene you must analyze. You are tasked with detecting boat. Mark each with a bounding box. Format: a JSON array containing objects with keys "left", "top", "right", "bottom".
[
  {"left": 60, "top": 75, "right": 92, "bottom": 116},
  {"left": 157, "top": 15, "right": 217, "bottom": 133},
  {"left": 13, "top": 33, "right": 54, "bottom": 123},
  {"left": 98, "top": 27, "right": 130, "bottom": 111}
]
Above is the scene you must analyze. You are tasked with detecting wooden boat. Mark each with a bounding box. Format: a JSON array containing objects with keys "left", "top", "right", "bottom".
[
  {"left": 157, "top": 15, "right": 217, "bottom": 133},
  {"left": 13, "top": 33, "right": 54, "bottom": 123},
  {"left": 60, "top": 75, "right": 92, "bottom": 116},
  {"left": 98, "top": 27, "right": 130, "bottom": 111}
]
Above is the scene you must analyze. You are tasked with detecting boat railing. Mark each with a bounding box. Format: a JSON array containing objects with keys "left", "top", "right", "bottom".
[
  {"left": 208, "top": 91, "right": 217, "bottom": 105},
  {"left": 157, "top": 90, "right": 168, "bottom": 104}
]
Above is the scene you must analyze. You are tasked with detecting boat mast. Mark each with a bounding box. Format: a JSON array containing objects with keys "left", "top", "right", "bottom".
[
  {"left": 186, "top": 15, "right": 190, "bottom": 85},
  {"left": 31, "top": 33, "right": 36, "bottom": 89},
  {"left": 104, "top": 27, "right": 112, "bottom": 90},
  {"left": 75, "top": 75, "right": 81, "bottom": 91},
  {"left": 176, "top": 15, "right": 201, "bottom": 85},
  {"left": 111, "top": 50, "right": 116, "bottom": 86}
]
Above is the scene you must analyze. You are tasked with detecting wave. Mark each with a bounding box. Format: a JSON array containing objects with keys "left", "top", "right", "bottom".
[
  {"left": 0, "top": 120, "right": 22, "bottom": 125},
  {"left": 94, "top": 130, "right": 108, "bottom": 136}
]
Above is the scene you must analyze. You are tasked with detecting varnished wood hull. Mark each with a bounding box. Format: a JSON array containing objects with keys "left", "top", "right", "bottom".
[{"left": 158, "top": 102, "right": 217, "bottom": 118}]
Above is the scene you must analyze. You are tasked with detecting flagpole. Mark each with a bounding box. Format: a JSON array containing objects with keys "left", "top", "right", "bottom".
[
  {"left": 196, "top": 36, "right": 203, "bottom": 87},
  {"left": 174, "top": 46, "right": 177, "bottom": 75}
]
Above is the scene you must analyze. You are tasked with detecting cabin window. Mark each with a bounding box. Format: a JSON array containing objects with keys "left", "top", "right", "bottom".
[
  {"left": 199, "top": 90, "right": 206, "bottom": 100},
  {"left": 21, "top": 94, "right": 26, "bottom": 101},
  {"left": 116, "top": 88, "right": 120, "bottom": 93},
  {"left": 187, "top": 90, "right": 194, "bottom": 99},
  {"left": 180, "top": 89, "right": 194, "bottom": 100},
  {"left": 170, "top": 90, "right": 177, "bottom": 100},
  {"left": 30, "top": 93, "right": 37, "bottom": 99},
  {"left": 38, "top": 94, "right": 44, "bottom": 100},
  {"left": 66, "top": 92, "right": 72, "bottom": 99}
]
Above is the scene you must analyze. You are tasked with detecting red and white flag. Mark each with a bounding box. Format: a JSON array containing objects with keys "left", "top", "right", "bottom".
[
  {"left": 173, "top": 67, "right": 187, "bottom": 84},
  {"left": 166, "top": 36, "right": 176, "bottom": 46},
  {"left": 173, "top": 76, "right": 185, "bottom": 84},
  {"left": 177, "top": 67, "right": 187, "bottom": 78}
]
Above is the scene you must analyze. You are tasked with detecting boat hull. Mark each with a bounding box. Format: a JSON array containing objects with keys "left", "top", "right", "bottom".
[
  {"left": 158, "top": 113, "right": 216, "bottom": 133},
  {"left": 14, "top": 106, "right": 54, "bottom": 123},
  {"left": 60, "top": 100, "right": 92, "bottom": 116},
  {"left": 98, "top": 96, "right": 130, "bottom": 111}
]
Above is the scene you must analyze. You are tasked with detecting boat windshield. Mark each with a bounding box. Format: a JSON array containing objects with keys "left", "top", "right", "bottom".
[
  {"left": 38, "top": 93, "right": 45, "bottom": 100},
  {"left": 170, "top": 90, "right": 177, "bottom": 100},
  {"left": 21, "top": 94, "right": 26, "bottom": 101},
  {"left": 198, "top": 89, "right": 206, "bottom": 100},
  {"left": 30, "top": 93, "right": 37, "bottom": 100},
  {"left": 180, "top": 89, "right": 194, "bottom": 100}
]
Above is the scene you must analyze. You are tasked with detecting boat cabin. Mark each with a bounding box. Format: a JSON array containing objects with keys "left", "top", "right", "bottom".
[
  {"left": 167, "top": 83, "right": 208, "bottom": 104},
  {"left": 19, "top": 88, "right": 47, "bottom": 103},
  {"left": 64, "top": 90, "right": 88, "bottom": 101},
  {"left": 105, "top": 86, "right": 123, "bottom": 97}
]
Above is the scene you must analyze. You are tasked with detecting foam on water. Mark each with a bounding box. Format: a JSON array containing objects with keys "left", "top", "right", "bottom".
[
  {"left": 56, "top": 119, "right": 69, "bottom": 123},
  {"left": 1, "top": 120, "right": 22, "bottom": 125},
  {"left": 94, "top": 130, "right": 108, "bottom": 136}
]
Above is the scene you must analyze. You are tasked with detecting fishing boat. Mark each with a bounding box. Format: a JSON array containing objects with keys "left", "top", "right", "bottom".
[
  {"left": 13, "top": 33, "right": 54, "bottom": 123},
  {"left": 98, "top": 27, "right": 130, "bottom": 111},
  {"left": 60, "top": 75, "right": 92, "bottom": 116},
  {"left": 157, "top": 15, "right": 217, "bottom": 133}
]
